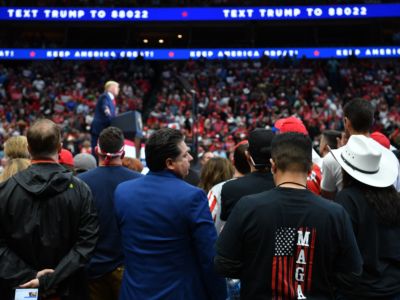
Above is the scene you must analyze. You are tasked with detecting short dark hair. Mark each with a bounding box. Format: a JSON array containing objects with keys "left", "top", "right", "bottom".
[
  {"left": 343, "top": 98, "right": 374, "bottom": 133},
  {"left": 322, "top": 130, "right": 342, "bottom": 150},
  {"left": 99, "top": 127, "right": 125, "bottom": 154},
  {"left": 27, "top": 119, "right": 61, "bottom": 158},
  {"left": 145, "top": 128, "right": 184, "bottom": 172},
  {"left": 233, "top": 143, "right": 250, "bottom": 175},
  {"left": 271, "top": 132, "right": 312, "bottom": 173}
]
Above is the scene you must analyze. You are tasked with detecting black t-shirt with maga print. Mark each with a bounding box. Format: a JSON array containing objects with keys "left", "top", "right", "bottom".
[
  {"left": 336, "top": 186, "right": 400, "bottom": 299},
  {"left": 216, "top": 187, "right": 362, "bottom": 300}
]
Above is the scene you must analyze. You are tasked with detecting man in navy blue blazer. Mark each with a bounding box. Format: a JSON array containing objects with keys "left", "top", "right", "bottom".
[
  {"left": 91, "top": 81, "right": 119, "bottom": 154},
  {"left": 114, "top": 128, "right": 227, "bottom": 300}
]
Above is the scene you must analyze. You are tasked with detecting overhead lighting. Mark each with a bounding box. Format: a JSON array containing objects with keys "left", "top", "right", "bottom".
[
  {"left": 158, "top": 39, "right": 164, "bottom": 44},
  {"left": 143, "top": 39, "right": 148, "bottom": 43},
  {"left": 177, "top": 34, "right": 183, "bottom": 39}
]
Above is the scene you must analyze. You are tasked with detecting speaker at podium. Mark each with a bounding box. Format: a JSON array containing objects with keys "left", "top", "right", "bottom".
[{"left": 111, "top": 111, "right": 143, "bottom": 140}]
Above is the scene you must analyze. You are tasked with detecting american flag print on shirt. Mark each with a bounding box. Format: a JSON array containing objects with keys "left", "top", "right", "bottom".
[{"left": 271, "top": 227, "right": 317, "bottom": 300}]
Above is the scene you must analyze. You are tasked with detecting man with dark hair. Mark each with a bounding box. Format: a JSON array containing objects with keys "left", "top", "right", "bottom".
[
  {"left": 232, "top": 141, "right": 251, "bottom": 176},
  {"left": 319, "top": 130, "right": 342, "bottom": 157},
  {"left": 0, "top": 119, "right": 99, "bottom": 300},
  {"left": 144, "top": 128, "right": 184, "bottom": 172},
  {"left": 220, "top": 129, "right": 275, "bottom": 221},
  {"left": 215, "top": 132, "right": 362, "bottom": 300},
  {"left": 343, "top": 98, "right": 375, "bottom": 133},
  {"left": 321, "top": 98, "right": 375, "bottom": 199},
  {"left": 95, "top": 126, "right": 124, "bottom": 155},
  {"left": 78, "top": 126, "right": 141, "bottom": 300},
  {"left": 114, "top": 128, "right": 227, "bottom": 300},
  {"left": 274, "top": 116, "right": 323, "bottom": 195}
]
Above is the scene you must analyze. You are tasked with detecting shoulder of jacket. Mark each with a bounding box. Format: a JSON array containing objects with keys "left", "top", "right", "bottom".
[
  {"left": 222, "top": 176, "right": 247, "bottom": 190},
  {"left": 0, "top": 176, "right": 17, "bottom": 191},
  {"left": 170, "top": 179, "right": 204, "bottom": 197},
  {"left": 70, "top": 176, "right": 92, "bottom": 192}
]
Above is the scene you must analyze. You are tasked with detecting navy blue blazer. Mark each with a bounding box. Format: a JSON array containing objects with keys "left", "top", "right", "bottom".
[
  {"left": 91, "top": 92, "right": 116, "bottom": 136},
  {"left": 114, "top": 170, "right": 227, "bottom": 300}
]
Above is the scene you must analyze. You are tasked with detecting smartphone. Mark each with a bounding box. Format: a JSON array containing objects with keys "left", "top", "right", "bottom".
[{"left": 14, "top": 289, "right": 39, "bottom": 300}]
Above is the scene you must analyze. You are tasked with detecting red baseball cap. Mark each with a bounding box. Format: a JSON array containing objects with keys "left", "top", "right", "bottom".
[
  {"left": 233, "top": 139, "right": 249, "bottom": 151},
  {"left": 370, "top": 131, "right": 390, "bottom": 149},
  {"left": 59, "top": 148, "right": 74, "bottom": 167},
  {"left": 274, "top": 116, "right": 308, "bottom": 135}
]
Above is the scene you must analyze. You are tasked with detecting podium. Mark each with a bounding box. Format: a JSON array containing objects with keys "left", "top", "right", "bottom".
[{"left": 111, "top": 111, "right": 143, "bottom": 140}]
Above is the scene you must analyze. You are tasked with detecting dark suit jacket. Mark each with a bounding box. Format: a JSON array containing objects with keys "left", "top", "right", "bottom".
[
  {"left": 91, "top": 92, "right": 116, "bottom": 136},
  {"left": 114, "top": 170, "right": 227, "bottom": 300}
]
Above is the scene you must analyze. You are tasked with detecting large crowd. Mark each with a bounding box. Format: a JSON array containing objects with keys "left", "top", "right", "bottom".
[
  {"left": 151, "top": 58, "right": 400, "bottom": 153},
  {"left": 0, "top": 60, "right": 154, "bottom": 155},
  {"left": 1, "top": 96, "right": 400, "bottom": 299},
  {"left": 1, "top": 1, "right": 400, "bottom": 298},
  {"left": 0, "top": 54, "right": 399, "bottom": 300},
  {"left": 2, "top": 58, "right": 398, "bottom": 159}
]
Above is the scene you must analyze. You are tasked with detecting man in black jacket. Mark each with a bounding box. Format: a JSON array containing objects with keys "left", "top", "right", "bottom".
[
  {"left": 0, "top": 119, "right": 99, "bottom": 300},
  {"left": 220, "top": 128, "right": 275, "bottom": 221}
]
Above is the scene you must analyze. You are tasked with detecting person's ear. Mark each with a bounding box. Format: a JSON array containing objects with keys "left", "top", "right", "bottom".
[
  {"left": 57, "top": 143, "right": 62, "bottom": 153},
  {"left": 166, "top": 158, "right": 175, "bottom": 171},
  {"left": 344, "top": 117, "right": 352, "bottom": 131},
  {"left": 270, "top": 158, "right": 277, "bottom": 175},
  {"left": 322, "top": 144, "right": 329, "bottom": 156}
]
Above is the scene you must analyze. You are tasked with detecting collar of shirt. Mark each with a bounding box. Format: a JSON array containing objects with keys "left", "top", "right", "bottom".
[{"left": 107, "top": 92, "right": 115, "bottom": 101}]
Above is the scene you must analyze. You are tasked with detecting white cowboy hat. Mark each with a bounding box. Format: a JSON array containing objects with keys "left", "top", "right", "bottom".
[{"left": 330, "top": 135, "right": 398, "bottom": 188}]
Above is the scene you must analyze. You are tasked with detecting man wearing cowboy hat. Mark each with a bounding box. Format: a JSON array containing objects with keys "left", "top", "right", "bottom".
[
  {"left": 321, "top": 99, "right": 400, "bottom": 199},
  {"left": 321, "top": 99, "right": 383, "bottom": 199}
]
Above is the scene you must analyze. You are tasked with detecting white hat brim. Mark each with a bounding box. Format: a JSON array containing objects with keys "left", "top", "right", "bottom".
[{"left": 331, "top": 144, "right": 399, "bottom": 188}]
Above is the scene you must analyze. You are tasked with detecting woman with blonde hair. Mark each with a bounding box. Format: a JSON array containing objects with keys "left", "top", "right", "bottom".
[
  {"left": 199, "top": 157, "right": 234, "bottom": 193},
  {"left": 1, "top": 136, "right": 31, "bottom": 182}
]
